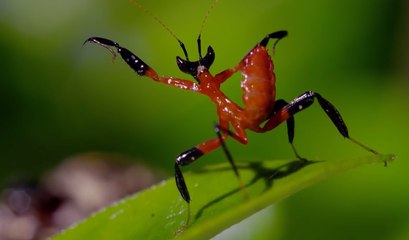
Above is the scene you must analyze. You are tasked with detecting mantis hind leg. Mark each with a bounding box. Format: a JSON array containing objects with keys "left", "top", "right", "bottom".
[{"left": 262, "top": 92, "right": 379, "bottom": 160}]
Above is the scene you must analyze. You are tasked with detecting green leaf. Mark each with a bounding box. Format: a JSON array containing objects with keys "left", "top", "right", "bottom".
[{"left": 52, "top": 154, "right": 394, "bottom": 240}]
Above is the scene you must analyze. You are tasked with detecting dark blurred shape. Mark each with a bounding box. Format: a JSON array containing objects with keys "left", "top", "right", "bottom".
[{"left": 0, "top": 152, "right": 162, "bottom": 240}]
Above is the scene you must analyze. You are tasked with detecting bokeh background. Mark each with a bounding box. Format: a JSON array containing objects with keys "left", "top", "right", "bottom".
[{"left": 1, "top": 0, "right": 408, "bottom": 239}]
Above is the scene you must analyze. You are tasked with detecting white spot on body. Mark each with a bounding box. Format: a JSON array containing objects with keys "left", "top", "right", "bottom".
[
  {"left": 197, "top": 65, "right": 206, "bottom": 73},
  {"left": 192, "top": 84, "right": 199, "bottom": 91}
]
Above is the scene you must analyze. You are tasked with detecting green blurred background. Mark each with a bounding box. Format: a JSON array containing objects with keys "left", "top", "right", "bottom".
[{"left": 1, "top": 0, "right": 408, "bottom": 239}]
